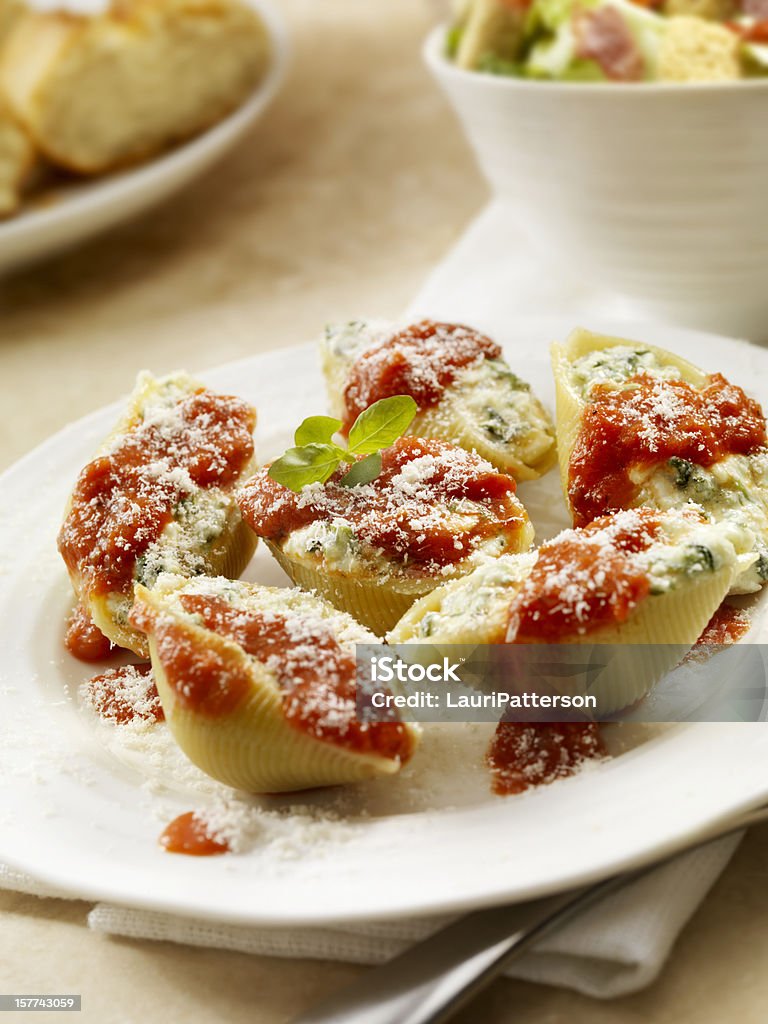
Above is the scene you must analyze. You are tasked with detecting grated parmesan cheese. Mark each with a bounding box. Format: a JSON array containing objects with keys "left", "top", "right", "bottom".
[{"left": 240, "top": 437, "right": 531, "bottom": 582}]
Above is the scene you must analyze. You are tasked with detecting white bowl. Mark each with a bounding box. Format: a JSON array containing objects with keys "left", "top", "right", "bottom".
[
  {"left": 424, "top": 25, "right": 768, "bottom": 341},
  {"left": 0, "top": 0, "right": 287, "bottom": 276}
]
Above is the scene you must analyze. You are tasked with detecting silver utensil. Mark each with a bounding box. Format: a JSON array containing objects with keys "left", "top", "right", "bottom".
[{"left": 293, "top": 804, "right": 768, "bottom": 1024}]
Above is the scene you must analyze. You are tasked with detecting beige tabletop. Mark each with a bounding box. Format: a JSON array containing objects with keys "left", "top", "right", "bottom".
[{"left": 2, "top": 1, "right": 768, "bottom": 1021}]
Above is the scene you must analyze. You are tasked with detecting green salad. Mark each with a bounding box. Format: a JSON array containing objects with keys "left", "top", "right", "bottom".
[{"left": 448, "top": 0, "right": 768, "bottom": 81}]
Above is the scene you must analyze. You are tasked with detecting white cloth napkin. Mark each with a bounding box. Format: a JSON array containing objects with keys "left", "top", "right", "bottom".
[
  {"left": 404, "top": 198, "right": 634, "bottom": 328},
  {"left": 0, "top": 200, "right": 743, "bottom": 999},
  {"left": 0, "top": 837, "right": 740, "bottom": 999}
]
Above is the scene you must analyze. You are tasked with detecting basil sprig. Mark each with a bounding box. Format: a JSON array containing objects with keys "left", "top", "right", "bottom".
[{"left": 268, "top": 395, "right": 417, "bottom": 492}]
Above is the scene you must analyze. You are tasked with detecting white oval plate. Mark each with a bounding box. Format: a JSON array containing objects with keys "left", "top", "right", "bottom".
[
  {"left": 2, "top": 316, "right": 768, "bottom": 927},
  {"left": 0, "top": 0, "right": 287, "bottom": 275}
]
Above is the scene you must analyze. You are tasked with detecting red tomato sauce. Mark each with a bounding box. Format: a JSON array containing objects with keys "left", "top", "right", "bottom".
[
  {"left": 239, "top": 436, "right": 524, "bottom": 571},
  {"left": 342, "top": 320, "right": 501, "bottom": 432},
  {"left": 65, "top": 603, "right": 114, "bottom": 661},
  {"left": 568, "top": 373, "right": 766, "bottom": 527},
  {"left": 171, "top": 594, "right": 414, "bottom": 761},
  {"left": 58, "top": 390, "right": 255, "bottom": 598},
  {"left": 507, "top": 509, "right": 663, "bottom": 642},
  {"left": 130, "top": 593, "right": 414, "bottom": 760},
  {"left": 129, "top": 600, "right": 252, "bottom": 717},
  {"left": 84, "top": 664, "right": 164, "bottom": 726},
  {"left": 160, "top": 812, "right": 230, "bottom": 856},
  {"left": 731, "top": 19, "right": 768, "bottom": 41},
  {"left": 487, "top": 722, "right": 605, "bottom": 795},
  {"left": 696, "top": 604, "right": 751, "bottom": 647}
]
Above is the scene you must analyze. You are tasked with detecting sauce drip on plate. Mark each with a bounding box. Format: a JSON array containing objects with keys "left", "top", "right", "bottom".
[
  {"left": 160, "top": 812, "right": 230, "bottom": 856},
  {"left": 65, "top": 603, "right": 114, "bottom": 661},
  {"left": 84, "top": 664, "right": 164, "bottom": 726},
  {"left": 696, "top": 604, "right": 751, "bottom": 646},
  {"left": 488, "top": 722, "right": 606, "bottom": 795}
]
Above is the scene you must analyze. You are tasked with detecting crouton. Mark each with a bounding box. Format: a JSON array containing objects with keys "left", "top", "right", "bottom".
[{"left": 657, "top": 15, "right": 741, "bottom": 80}]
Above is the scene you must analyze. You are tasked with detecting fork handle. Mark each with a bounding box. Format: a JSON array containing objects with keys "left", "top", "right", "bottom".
[
  {"left": 293, "top": 805, "right": 767, "bottom": 1024},
  {"left": 292, "top": 876, "right": 622, "bottom": 1024}
]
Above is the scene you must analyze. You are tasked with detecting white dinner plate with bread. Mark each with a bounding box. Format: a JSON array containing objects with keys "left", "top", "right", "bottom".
[{"left": 0, "top": 0, "right": 286, "bottom": 274}]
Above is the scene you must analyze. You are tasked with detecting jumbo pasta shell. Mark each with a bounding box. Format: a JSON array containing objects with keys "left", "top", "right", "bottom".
[
  {"left": 266, "top": 540, "right": 440, "bottom": 635},
  {"left": 411, "top": 385, "right": 557, "bottom": 483},
  {"left": 550, "top": 328, "right": 768, "bottom": 596},
  {"left": 85, "top": 509, "right": 256, "bottom": 659},
  {"left": 59, "top": 371, "right": 258, "bottom": 658},
  {"left": 241, "top": 435, "right": 535, "bottom": 636},
  {"left": 387, "top": 554, "right": 537, "bottom": 645},
  {"left": 388, "top": 511, "right": 755, "bottom": 716},
  {"left": 551, "top": 328, "right": 708, "bottom": 516},
  {"left": 555, "top": 554, "right": 753, "bottom": 714},
  {"left": 134, "top": 577, "right": 420, "bottom": 793},
  {"left": 320, "top": 319, "right": 556, "bottom": 482}
]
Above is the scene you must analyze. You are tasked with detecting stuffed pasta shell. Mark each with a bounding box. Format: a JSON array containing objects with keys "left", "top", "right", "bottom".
[
  {"left": 320, "top": 319, "right": 556, "bottom": 481},
  {"left": 389, "top": 507, "right": 756, "bottom": 712},
  {"left": 552, "top": 328, "right": 768, "bottom": 594},
  {"left": 58, "top": 372, "right": 257, "bottom": 659},
  {"left": 130, "top": 574, "right": 419, "bottom": 792},
  {"left": 238, "top": 436, "right": 534, "bottom": 634}
]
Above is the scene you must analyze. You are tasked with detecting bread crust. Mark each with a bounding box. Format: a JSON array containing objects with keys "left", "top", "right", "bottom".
[
  {"left": 0, "top": 101, "right": 36, "bottom": 216},
  {"left": 0, "top": 0, "right": 270, "bottom": 175}
]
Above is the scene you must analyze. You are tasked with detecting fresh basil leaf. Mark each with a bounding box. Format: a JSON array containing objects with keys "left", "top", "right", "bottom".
[
  {"left": 340, "top": 452, "right": 382, "bottom": 488},
  {"left": 294, "top": 415, "right": 343, "bottom": 447},
  {"left": 268, "top": 444, "right": 342, "bottom": 492},
  {"left": 347, "top": 395, "right": 417, "bottom": 455}
]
